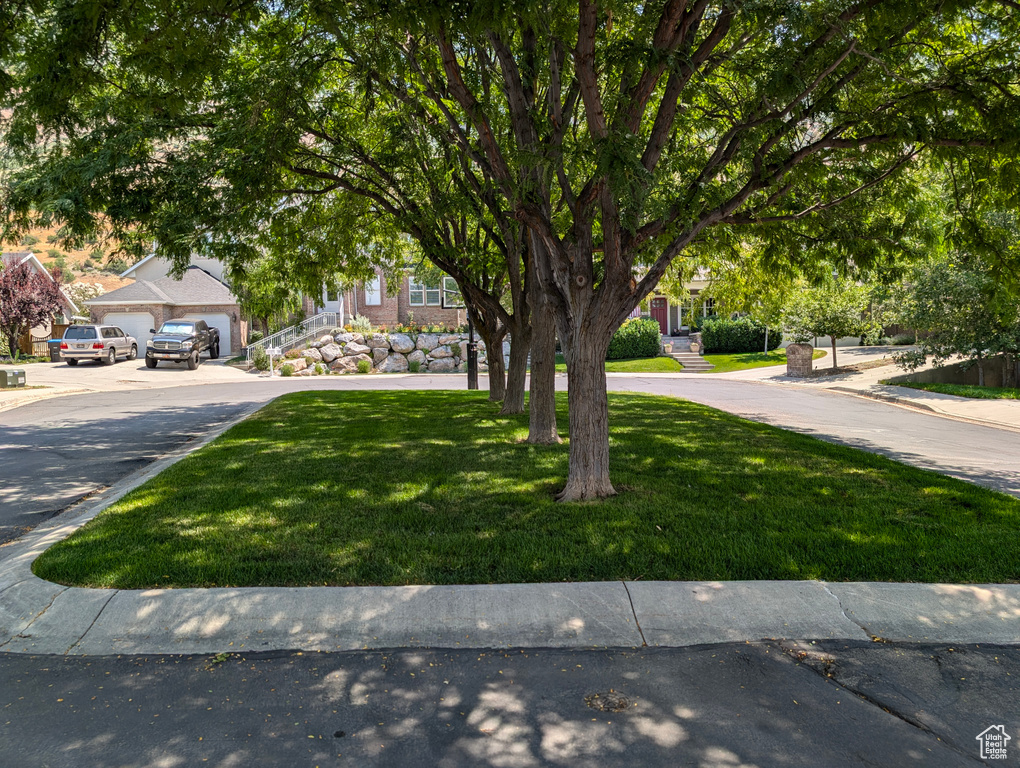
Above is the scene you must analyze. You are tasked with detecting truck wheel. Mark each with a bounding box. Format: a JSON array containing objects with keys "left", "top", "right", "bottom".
[
  {"left": 102, "top": 347, "right": 116, "bottom": 365},
  {"left": 209, "top": 342, "right": 219, "bottom": 359},
  {"left": 187, "top": 351, "right": 199, "bottom": 370},
  {"left": 128, "top": 344, "right": 138, "bottom": 360},
  {"left": 66, "top": 359, "right": 78, "bottom": 367},
  {"left": 145, "top": 357, "right": 157, "bottom": 369}
]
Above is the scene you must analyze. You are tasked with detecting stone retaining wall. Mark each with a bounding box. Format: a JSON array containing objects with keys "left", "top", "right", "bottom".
[{"left": 258, "top": 330, "right": 511, "bottom": 376}]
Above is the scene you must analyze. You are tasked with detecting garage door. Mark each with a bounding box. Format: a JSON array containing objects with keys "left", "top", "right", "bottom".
[
  {"left": 182, "top": 313, "right": 231, "bottom": 354},
  {"left": 102, "top": 312, "right": 154, "bottom": 348}
]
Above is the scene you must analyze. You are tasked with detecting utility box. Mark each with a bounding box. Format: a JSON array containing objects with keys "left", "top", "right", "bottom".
[{"left": 0, "top": 369, "right": 27, "bottom": 388}]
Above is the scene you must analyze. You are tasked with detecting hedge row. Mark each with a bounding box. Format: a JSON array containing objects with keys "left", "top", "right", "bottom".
[
  {"left": 700, "top": 317, "right": 782, "bottom": 354},
  {"left": 607, "top": 318, "right": 661, "bottom": 360}
]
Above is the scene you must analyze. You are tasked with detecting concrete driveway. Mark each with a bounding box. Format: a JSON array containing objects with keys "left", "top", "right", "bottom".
[{"left": 4, "top": 356, "right": 250, "bottom": 391}]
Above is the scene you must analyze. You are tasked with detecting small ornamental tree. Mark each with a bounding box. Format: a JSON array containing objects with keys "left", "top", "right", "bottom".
[
  {"left": 783, "top": 280, "right": 869, "bottom": 369},
  {"left": 0, "top": 258, "right": 65, "bottom": 356},
  {"left": 893, "top": 256, "right": 1020, "bottom": 387}
]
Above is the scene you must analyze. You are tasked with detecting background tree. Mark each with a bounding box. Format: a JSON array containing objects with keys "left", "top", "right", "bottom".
[
  {"left": 783, "top": 279, "right": 871, "bottom": 369},
  {"left": 0, "top": 257, "right": 64, "bottom": 356},
  {"left": 893, "top": 255, "right": 1020, "bottom": 387}
]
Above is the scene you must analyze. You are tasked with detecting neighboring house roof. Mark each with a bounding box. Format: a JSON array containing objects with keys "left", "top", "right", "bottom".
[
  {"left": 87, "top": 265, "right": 237, "bottom": 306},
  {"left": 119, "top": 252, "right": 158, "bottom": 278},
  {"left": 1, "top": 250, "right": 79, "bottom": 316}
]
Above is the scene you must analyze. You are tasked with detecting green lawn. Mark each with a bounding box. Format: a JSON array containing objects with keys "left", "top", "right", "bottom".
[
  {"left": 884, "top": 381, "right": 1020, "bottom": 400},
  {"left": 33, "top": 391, "right": 1020, "bottom": 589},
  {"left": 702, "top": 349, "right": 827, "bottom": 373},
  {"left": 554, "top": 353, "right": 684, "bottom": 373}
]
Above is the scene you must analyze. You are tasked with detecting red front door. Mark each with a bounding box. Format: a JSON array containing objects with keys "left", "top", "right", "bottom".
[{"left": 650, "top": 297, "right": 668, "bottom": 334}]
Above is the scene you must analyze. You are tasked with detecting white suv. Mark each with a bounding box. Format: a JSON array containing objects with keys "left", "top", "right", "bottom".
[{"left": 60, "top": 325, "right": 138, "bottom": 366}]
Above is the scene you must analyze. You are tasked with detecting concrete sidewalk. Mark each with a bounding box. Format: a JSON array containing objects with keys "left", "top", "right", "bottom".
[{"left": 2, "top": 440, "right": 1018, "bottom": 656}]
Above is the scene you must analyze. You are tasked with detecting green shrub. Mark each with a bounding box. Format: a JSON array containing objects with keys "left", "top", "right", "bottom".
[
  {"left": 280, "top": 363, "right": 294, "bottom": 377},
  {"left": 20, "top": 235, "right": 39, "bottom": 246},
  {"left": 408, "top": 359, "right": 422, "bottom": 373},
  {"left": 350, "top": 314, "right": 373, "bottom": 334},
  {"left": 284, "top": 348, "right": 301, "bottom": 359},
  {"left": 357, "top": 359, "right": 371, "bottom": 374},
  {"left": 46, "top": 233, "right": 60, "bottom": 243},
  {"left": 305, "top": 356, "right": 315, "bottom": 367},
  {"left": 47, "top": 249, "right": 63, "bottom": 260},
  {"left": 891, "top": 333, "right": 915, "bottom": 346},
  {"left": 252, "top": 346, "right": 270, "bottom": 371},
  {"left": 701, "top": 317, "right": 782, "bottom": 353},
  {"left": 247, "top": 330, "right": 264, "bottom": 344},
  {"left": 313, "top": 363, "right": 326, "bottom": 375},
  {"left": 607, "top": 319, "right": 661, "bottom": 360}
]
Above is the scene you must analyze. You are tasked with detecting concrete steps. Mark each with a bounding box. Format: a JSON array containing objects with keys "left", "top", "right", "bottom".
[{"left": 670, "top": 351, "right": 714, "bottom": 371}]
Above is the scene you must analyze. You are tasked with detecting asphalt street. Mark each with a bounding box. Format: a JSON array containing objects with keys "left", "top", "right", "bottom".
[{"left": 2, "top": 641, "right": 1015, "bottom": 767}]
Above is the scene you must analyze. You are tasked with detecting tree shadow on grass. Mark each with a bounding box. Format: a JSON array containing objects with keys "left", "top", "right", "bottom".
[{"left": 32, "top": 391, "right": 1020, "bottom": 589}]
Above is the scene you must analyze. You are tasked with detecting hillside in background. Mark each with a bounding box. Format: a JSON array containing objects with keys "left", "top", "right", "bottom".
[{"left": 4, "top": 224, "right": 135, "bottom": 295}]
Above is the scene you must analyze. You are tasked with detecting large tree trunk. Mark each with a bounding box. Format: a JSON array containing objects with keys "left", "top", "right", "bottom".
[
  {"left": 830, "top": 336, "right": 838, "bottom": 369},
  {"left": 527, "top": 294, "right": 561, "bottom": 444},
  {"left": 500, "top": 319, "right": 531, "bottom": 415},
  {"left": 558, "top": 333, "right": 615, "bottom": 500}
]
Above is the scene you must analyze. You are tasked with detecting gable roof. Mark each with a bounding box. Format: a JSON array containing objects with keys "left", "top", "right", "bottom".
[
  {"left": 87, "top": 265, "right": 237, "bottom": 307},
  {"left": 1, "top": 251, "right": 79, "bottom": 316}
]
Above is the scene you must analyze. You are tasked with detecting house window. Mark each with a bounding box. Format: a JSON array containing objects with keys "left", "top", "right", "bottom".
[
  {"left": 364, "top": 276, "right": 381, "bottom": 305},
  {"left": 442, "top": 277, "right": 464, "bottom": 308},
  {"left": 410, "top": 281, "right": 441, "bottom": 306},
  {"left": 409, "top": 282, "right": 424, "bottom": 306},
  {"left": 326, "top": 290, "right": 339, "bottom": 302},
  {"left": 703, "top": 297, "right": 715, "bottom": 316}
]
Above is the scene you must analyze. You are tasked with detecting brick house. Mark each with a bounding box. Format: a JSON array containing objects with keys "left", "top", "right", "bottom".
[
  {"left": 86, "top": 265, "right": 244, "bottom": 354},
  {"left": 305, "top": 268, "right": 466, "bottom": 329}
]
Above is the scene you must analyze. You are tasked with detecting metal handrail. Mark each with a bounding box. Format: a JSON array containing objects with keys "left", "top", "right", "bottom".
[{"left": 245, "top": 309, "right": 343, "bottom": 364}]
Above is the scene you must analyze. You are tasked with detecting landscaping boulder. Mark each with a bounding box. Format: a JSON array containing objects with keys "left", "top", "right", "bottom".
[
  {"left": 350, "top": 333, "right": 365, "bottom": 345},
  {"left": 367, "top": 333, "right": 389, "bottom": 349},
  {"left": 429, "top": 344, "right": 454, "bottom": 359},
  {"left": 428, "top": 357, "right": 456, "bottom": 372},
  {"left": 416, "top": 333, "right": 439, "bottom": 351},
  {"left": 389, "top": 333, "right": 415, "bottom": 354},
  {"left": 378, "top": 353, "right": 409, "bottom": 372},
  {"left": 288, "top": 357, "right": 308, "bottom": 372},
  {"left": 407, "top": 349, "right": 426, "bottom": 366},
  {"left": 329, "top": 356, "right": 358, "bottom": 373},
  {"left": 372, "top": 347, "right": 388, "bottom": 365},
  {"left": 439, "top": 334, "right": 461, "bottom": 345},
  {"left": 318, "top": 334, "right": 334, "bottom": 344},
  {"left": 346, "top": 342, "right": 371, "bottom": 356},
  {"left": 334, "top": 332, "right": 356, "bottom": 344},
  {"left": 319, "top": 343, "right": 342, "bottom": 363},
  {"left": 304, "top": 348, "right": 323, "bottom": 362}
]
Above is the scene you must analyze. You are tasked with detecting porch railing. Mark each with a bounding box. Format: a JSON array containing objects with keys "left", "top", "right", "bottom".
[{"left": 245, "top": 309, "right": 343, "bottom": 365}]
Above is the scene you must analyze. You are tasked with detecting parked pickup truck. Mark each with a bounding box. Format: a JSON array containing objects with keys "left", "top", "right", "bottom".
[{"left": 145, "top": 320, "right": 220, "bottom": 370}]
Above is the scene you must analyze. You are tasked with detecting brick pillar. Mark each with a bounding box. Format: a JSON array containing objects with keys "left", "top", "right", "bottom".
[{"left": 786, "top": 343, "right": 814, "bottom": 377}]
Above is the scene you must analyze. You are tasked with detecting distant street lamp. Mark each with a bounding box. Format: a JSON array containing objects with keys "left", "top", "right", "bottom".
[{"left": 466, "top": 316, "right": 478, "bottom": 390}]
